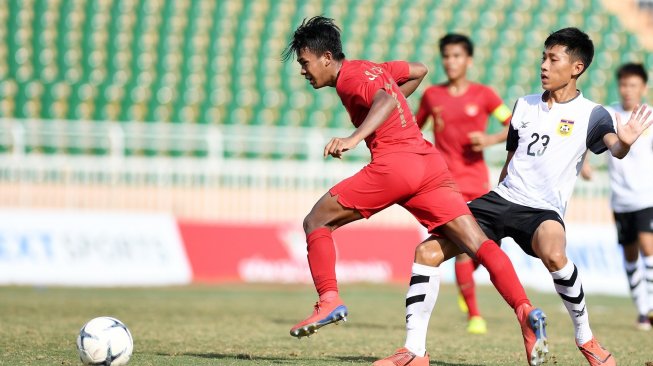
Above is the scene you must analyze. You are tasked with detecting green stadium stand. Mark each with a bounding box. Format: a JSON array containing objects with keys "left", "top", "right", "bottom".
[{"left": 0, "top": 0, "right": 651, "bottom": 159}]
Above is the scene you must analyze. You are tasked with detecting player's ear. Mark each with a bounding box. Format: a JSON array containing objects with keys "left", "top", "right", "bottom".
[
  {"left": 322, "top": 51, "right": 333, "bottom": 66},
  {"left": 572, "top": 59, "right": 585, "bottom": 78}
]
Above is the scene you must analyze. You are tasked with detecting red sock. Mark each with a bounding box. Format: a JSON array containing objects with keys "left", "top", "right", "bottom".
[
  {"left": 455, "top": 259, "right": 480, "bottom": 318},
  {"left": 319, "top": 290, "right": 338, "bottom": 302},
  {"left": 306, "top": 227, "right": 338, "bottom": 297},
  {"left": 475, "top": 240, "right": 530, "bottom": 311}
]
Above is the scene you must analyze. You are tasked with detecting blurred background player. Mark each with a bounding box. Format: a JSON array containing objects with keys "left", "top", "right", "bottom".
[
  {"left": 584, "top": 62, "right": 653, "bottom": 331},
  {"left": 415, "top": 33, "right": 513, "bottom": 335},
  {"left": 283, "top": 16, "right": 548, "bottom": 366}
]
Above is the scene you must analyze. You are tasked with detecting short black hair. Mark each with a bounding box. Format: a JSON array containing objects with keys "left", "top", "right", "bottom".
[
  {"left": 616, "top": 62, "right": 648, "bottom": 84},
  {"left": 439, "top": 33, "right": 474, "bottom": 56},
  {"left": 281, "top": 16, "right": 345, "bottom": 62},
  {"left": 544, "top": 27, "right": 594, "bottom": 77}
]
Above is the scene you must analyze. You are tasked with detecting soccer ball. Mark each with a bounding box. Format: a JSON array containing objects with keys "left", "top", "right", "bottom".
[{"left": 76, "top": 316, "right": 133, "bottom": 366}]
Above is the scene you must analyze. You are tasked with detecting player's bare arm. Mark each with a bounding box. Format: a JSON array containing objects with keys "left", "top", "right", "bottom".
[
  {"left": 469, "top": 124, "right": 509, "bottom": 152},
  {"left": 498, "top": 150, "right": 515, "bottom": 183},
  {"left": 397, "top": 62, "right": 428, "bottom": 98},
  {"left": 469, "top": 102, "right": 512, "bottom": 151},
  {"left": 579, "top": 152, "right": 593, "bottom": 180},
  {"left": 604, "top": 104, "right": 653, "bottom": 159},
  {"left": 323, "top": 90, "right": 396, "bottom": 158}
]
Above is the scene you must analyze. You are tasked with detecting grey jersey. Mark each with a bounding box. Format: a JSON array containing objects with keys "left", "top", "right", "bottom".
[
  {"left": 605, "top": 104, "right": 653, "bottom": 212},
  {"left": 494, "top": 92, "right": 615, "bottom": 217}
]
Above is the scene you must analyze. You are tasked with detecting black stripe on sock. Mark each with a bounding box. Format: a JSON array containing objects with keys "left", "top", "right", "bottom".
[
  {"left": 558, "top": 286, "right": 585, "bottom": 305},
  {"left": 630, "top": 279, "right": 642, "bottom": 290},
  {"left": 626, "top": 267, "right": 638, "bottom": 276},
  {"left": 406, "top": 294, "right": 426, "bottom": 307},
  {"left": 645, "top": 264, "right": 653, "bottom": 270},
  {"left": 409, "top": 275, "right": 430, "bottom": 286},
  {"left": 553, "top": 265, "right": 578, "bottom": 287}
]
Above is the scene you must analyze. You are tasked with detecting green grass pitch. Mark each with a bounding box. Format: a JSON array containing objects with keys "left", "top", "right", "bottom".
[{"left": 0, "top": 284, "right": 650, "bottom": 365}]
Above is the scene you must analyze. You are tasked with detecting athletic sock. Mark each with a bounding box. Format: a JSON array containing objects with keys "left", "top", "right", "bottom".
[
  {"left": 455, "top": 259, "right": 480, "bottom": 317},
  {"left": 624, "top": 259, "right": 648, "bottom": 316},
  {"left": 319, "top": 290, "right": 339, "bottom": 303},
  {"left": 404, "top": 263, "right": 440, "bottom": 357},
  {"left": 475, "top": 240, "right": 530, "bottom": 310},
  {"left": 306, "top": 227, "right": 338, "bottom": 297},
  {"left": 644, "top": 255, "right": 653, "bottom": 313},
  {"left": 551, "top": 260, "right": 592, "bottom": 344}
]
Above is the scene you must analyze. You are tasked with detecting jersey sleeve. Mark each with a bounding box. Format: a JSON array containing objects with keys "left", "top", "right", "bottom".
[
  {"left": 587, "top": 105, "right": 616, "bottom": 154},
  {"left": 380, "top": 61, "right": 410, "bottom": 85},
  {"left": 485, "top": 87, "right": 512, "bottom": 125},
  {"left": 506, "top": 101, "right": 520, "bottom": 151},
  {"left": 603, "top": 105, "right": 618, "bottom": 128},
  {"left": 506, "top": 123, "right": 519, "bottom": 151}
]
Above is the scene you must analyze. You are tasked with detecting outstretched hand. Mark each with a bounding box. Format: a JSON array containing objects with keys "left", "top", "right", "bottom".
[
  {"left": 324, "top": 136, "right": 359, "bottom": 159},
  {"left": 616, "top": 104, "right": 653, "bottom": 146}
]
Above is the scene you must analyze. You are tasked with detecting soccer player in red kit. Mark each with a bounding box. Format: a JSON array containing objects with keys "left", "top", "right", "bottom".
[
  {"left": 282, "top": 16, "right": 548, "bottom": 366},
  {"left": 415, "top": 33, "right": 512, "bottom": 335}
]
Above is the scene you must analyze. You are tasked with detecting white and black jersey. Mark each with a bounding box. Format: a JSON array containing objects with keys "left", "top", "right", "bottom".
[
  {"left": 605, "top": 104, "right": 653, "bottom": 213},
  {"left": 494, "top": 92, "right": 615, "bottom": 217}
]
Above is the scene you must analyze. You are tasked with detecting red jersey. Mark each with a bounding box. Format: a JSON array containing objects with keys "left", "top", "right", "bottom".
[
  {"left": 336, "top": 59, "right": 436, "bottom": 158},
  {"left": 415, "top": 83, "right": 510, "bottom": 199}
]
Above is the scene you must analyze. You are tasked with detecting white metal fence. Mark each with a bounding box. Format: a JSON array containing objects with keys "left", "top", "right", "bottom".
[{"left": 0, "top": 118, "right": 613, "bottom": 224}]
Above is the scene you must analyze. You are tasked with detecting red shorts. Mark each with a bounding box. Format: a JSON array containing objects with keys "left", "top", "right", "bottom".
[
  {"left": 461, "top": 190, "right": 487, "bottom": 203},
  {"left": 329, "top": 152, "right": 471, "bottom": 233}
]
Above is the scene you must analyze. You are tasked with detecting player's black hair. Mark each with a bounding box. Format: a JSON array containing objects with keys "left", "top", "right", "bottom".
[
  {"left": 616, "top": 62, "right": 648, "bottom": 84},
  {"left": 281, "top": 16, "right": 346, "bottom": 62},
  {"left": 439, "top": 33, "right": 474, "bottom": 56},
  {"left": 544, "top": 27, "right": 594, "bottom": 77}
]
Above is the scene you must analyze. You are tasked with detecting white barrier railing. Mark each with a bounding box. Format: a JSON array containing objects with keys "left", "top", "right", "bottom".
[
  {"left": 0, "top": 118, "right": 613, "bottom": 224},
  {"left": 0, "top": 118, "right": 372, "bottom": 163}
]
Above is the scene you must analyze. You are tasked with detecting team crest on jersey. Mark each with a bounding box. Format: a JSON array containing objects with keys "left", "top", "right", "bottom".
[
  {"left": 557, "top": 119, "right": 574, "bottom": 136},
  {"left": 465, "top": 104, "right": 479, "bottom": 117}
]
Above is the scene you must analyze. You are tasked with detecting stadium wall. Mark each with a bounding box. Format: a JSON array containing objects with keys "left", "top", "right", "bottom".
[
  {"left": 0, "top": 121, "right": 624, "bottom": 294},
  {"left": 0, "top": 208, "right": 629, "bottom": 296}
]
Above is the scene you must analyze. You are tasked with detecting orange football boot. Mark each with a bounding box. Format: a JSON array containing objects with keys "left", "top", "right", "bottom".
[
  {"left": 372, "top": 347, "right": 429, "bottom": 366},
  {"left": 290, "top": 297, "right": 348, "bottom": 338}
]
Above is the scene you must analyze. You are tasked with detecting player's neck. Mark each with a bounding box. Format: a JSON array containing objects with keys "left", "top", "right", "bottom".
[
  {"left": 621, "top": 103, "right": 636, "bottom": 112},
  {"left": 329, "top": 60, "right": 344, "bottom": 87},
  {"left": 446, "top": 78, "right": 469, "bottom": 96},
  {"left": 545, "top": 82, "right": 579, "bottom": 107}
]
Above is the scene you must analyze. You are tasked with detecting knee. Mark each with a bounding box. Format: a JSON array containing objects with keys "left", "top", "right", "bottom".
[
  {"left": 303, "top": 211, "right": 330, "bottom": 235},
  {"left": 303, "top": 214, "right": 318, "bottom": 235},
  {"left": 540, "top": 251, "right": 567, "bottom": 272},
  {"left": 415, "top": 241, "right": 445, "bottom": 266}
]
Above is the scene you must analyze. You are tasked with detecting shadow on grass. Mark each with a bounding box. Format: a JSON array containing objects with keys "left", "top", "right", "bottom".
[
  {"left": 167, "top": 352, "right": 298, "bottom": 363},
  {"left": 334, "top": 354, "right": 484, "bottom": 366},
  {"left": 336, "top": 354, "right": 485, "bottom": 366},
  {"left": 269, "top": 317, "right": 298, "bottom": 325},
  {"left": 346, "top": 321, "right": 404, "bottom": 330},
  {"left": 174, "top": 352, "right": 484, "bottom": 365},
  {"left": 270, "top": 318, "right": 403, "bottom": 331}
]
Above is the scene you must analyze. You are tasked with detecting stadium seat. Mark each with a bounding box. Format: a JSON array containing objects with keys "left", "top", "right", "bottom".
[{"left": 1, "top": 0, "right": 650, "bottom": 160}]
